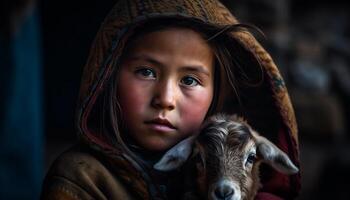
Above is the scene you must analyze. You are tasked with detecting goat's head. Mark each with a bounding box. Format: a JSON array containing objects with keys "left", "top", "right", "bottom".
[{"left": 154, "top": 114, "right": 299, "bottom": 200}]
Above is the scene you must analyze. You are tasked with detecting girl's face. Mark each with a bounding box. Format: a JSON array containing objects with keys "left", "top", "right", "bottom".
[{"left": 117, "top": 27, "right": 214, "bottom": 151}]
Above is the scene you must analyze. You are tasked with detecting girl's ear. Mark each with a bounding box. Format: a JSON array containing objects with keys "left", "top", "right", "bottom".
[
  {"left": 255, "top": 132, "right": 299, "bottom": 175},
  {"left": 153, "top": 136, "right": 196, "bottom": 171}
]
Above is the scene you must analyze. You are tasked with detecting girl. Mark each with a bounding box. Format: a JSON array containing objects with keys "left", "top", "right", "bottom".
[{"left": 41, "top": 0, "right": 300, "bottom": 199}]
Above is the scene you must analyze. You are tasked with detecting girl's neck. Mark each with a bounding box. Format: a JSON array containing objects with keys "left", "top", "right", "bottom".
[{"left": 124, "top": 135, "right": 166, "bottom": 167}]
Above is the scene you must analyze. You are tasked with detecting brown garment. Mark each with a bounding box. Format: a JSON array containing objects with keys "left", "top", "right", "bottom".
[
  {"left": 42, "top": 0, "right": 300, "bottom": 199},
  {"left": 42, "top": 144, "right": 188, "bottom": 200},
  {"left": 41, "top": 146, "right": 141, "bottom": 200}
]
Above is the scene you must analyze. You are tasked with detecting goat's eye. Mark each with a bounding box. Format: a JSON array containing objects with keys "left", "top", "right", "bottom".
[{"left": 246, "top": 153, "right": 257, "bottom": 165}]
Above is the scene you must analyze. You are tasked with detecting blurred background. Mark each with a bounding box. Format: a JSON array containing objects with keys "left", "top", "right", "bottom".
[{"left": 1, "top": 0, "right": 349, "bottom": 199}]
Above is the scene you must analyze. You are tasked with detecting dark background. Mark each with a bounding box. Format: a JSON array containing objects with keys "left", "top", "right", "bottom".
[{"left": 40, "top": 0, "right": 115, "bottom": 141}]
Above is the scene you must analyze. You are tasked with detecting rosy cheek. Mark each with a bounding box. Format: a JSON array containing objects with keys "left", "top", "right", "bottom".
[
  {"left": 120, "top": 86, "right": 146, "bottom": 113},
  {"left": 180, "top": 92, "right": 213, "bottom": 133},
  {"left": 118, "top": 74, "right": 146, "bottom": 115}
]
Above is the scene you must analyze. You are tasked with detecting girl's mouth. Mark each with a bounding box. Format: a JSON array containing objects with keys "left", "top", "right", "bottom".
[{"left": 145, "top": 118, "right": 177, "bottom": 131}]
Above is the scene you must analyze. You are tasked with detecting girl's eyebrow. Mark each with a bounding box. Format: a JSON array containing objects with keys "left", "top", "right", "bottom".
[
  {"left": 128, "top": 54, "right": 164, "bottom": 68},
  {"left": 128, "top": 54, "right": 211, "bottom": 77},
  {"left": 179, "top": 66, "right": 211, "bottom": 77}
]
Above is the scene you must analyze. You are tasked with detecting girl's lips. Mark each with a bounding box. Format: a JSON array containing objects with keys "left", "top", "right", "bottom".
[
  {"left": 145, "top": 118, "right": 177, "bottom": 131},
  {"left": 146, "top": 123, "right": 176, "bottom": 132}
]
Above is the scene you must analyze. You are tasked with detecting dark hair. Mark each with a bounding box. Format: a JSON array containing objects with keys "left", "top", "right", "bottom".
[{"left": 94, "top": 17, "right": 264, "bottom": 159}]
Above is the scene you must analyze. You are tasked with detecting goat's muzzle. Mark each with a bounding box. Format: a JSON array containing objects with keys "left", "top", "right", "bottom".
[{"left": 209, "top": 178, "right": 241, "bottom": 200}]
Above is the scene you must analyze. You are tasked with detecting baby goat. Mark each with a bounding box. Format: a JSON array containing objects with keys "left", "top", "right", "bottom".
[{"left": 154, "top": 114, "right": 299, "bottom": 200}]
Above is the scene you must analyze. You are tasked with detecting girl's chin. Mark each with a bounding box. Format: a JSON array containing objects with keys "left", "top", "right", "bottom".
[{"left": 138, "top": 137, "right": 178, "bottom": 152}]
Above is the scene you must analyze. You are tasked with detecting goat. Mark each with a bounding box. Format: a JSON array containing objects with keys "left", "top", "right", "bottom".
[{"left": 154, "top": 114, "right": 299, "bottom": 200}]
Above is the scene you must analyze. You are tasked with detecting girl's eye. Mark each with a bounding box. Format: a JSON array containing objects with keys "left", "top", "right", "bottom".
[
  {"left": 135, "top": 68, "right": 156, "bottom": 79},
  {"left": 181, "top": 76, "right": 200, "bottom": 87},
  {"left": 246, "top": 153, "right": 257, "bottom": 166}
]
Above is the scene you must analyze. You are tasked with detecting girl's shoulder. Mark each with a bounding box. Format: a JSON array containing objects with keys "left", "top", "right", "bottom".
[{"left": 41, "top": 145, "right": 137, "bottom": 200}]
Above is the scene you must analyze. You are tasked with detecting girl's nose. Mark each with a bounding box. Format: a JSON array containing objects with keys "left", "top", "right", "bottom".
[{"left": 151, "top": 81, "right": 176, "bottom": 110}]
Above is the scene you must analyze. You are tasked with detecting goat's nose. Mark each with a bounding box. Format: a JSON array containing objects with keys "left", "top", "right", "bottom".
[{"left": 214, "top": 185, "right": 234, "bottom": 200}]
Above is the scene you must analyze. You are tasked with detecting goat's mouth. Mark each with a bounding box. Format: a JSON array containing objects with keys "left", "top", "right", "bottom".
[{"left": 208, "top": 179, "right": 241, "bottom": 200}]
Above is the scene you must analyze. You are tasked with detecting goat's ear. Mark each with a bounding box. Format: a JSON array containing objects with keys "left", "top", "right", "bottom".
[
  {"left": 255, "top": 134, "right": 299, "bottom": 175},
  {"left": 153, "top": 136, "right": 195, "bottom": 171}
]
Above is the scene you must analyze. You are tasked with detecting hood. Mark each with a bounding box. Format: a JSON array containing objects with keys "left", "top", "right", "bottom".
[{"left": 76, "top": 0, "right": 300, "bottom": 199}]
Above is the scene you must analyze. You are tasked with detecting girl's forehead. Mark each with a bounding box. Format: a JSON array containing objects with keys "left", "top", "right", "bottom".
[{"left": 123, "top": 27, "right": 215, "bottom": 70}]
